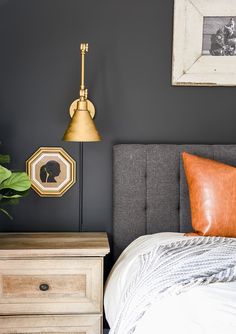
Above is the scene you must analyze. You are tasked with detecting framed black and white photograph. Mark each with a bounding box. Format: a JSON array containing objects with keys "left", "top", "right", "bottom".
[
  {"left": 26, "top": 147, "right": 76, "bottom": 197},
  {"left": 172, "top": 0, "right": 236, "bottom": 86}
]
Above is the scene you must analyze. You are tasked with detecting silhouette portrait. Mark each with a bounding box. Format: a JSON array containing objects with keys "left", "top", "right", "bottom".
[
  {"left": 40, "top": 160, "right": 61, "bottom": 183},
  {"left": 27, "top": 147, "right": 76, "bottom": 197}
]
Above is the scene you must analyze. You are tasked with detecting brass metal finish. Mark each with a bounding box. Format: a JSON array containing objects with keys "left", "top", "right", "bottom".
[
  {"left": 63, "top": 104, "right": 101, "bottom": 142},
  {"left": 63, "top": 42, "right": 101, "bottom": 142},
  {"left": 80, "top": 43, "right": 88, "bottom": 94},
  {"left": 69, "top": 99, "right": 95, "bottom": 119},
  {"left": 26, "top": 147, "right": 76, "bottom": 197}
]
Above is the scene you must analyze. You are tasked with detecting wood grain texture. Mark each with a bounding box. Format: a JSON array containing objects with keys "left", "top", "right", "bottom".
[
  {"left": 0, "top": 258, "right": 103, "bottom": 314},
  {"left": 2, "top": 274, "right": 86, "bottom": 297},
  {"left": 0, "top": 233, "right": 109, "bottom": 333},
  {"left": 0, "top": 315, "right": 101, "bottom": 333},
  {"left": 0, "top": 233, "right": 110, "bottom": 258}
]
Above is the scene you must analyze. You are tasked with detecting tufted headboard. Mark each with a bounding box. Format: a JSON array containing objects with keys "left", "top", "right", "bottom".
[{"left": 113, "top": 144, "right": 236, "bottom": 259}]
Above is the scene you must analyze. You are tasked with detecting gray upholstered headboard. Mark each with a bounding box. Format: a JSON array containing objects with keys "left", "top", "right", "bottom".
[{"left": 113, "top": 144, "right": 236, "bottom": 259}]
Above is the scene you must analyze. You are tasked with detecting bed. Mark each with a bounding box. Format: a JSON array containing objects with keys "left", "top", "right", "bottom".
[{"left": 104, "top": 144, "right": 236, "bottom": 334}]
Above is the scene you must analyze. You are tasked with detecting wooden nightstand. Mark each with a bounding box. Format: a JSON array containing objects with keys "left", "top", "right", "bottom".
[{"left": 0, "top": 232, "right": 110, "bottom": 334}]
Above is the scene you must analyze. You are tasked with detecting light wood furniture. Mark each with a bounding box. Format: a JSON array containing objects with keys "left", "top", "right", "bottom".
[{"left": 0, "top": 232, "right": 110, "bottom": 334}]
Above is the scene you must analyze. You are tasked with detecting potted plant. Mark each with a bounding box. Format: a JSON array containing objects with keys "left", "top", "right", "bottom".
[{"left": 0, "top": 153, "right": 31, "bottom": 219}]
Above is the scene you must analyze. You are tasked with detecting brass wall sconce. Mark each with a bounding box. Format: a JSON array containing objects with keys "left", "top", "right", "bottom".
[
  {"left": 63, "top": 43, "right": 102, "bottom": 231},
  {"left": 63, "top": 43, "right": 101, "bottom": 142}
]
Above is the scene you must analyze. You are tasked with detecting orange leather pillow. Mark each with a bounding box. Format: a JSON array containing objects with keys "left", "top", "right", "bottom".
[{"left": 182, "top": 152, "right": 236, "bottom": 237}]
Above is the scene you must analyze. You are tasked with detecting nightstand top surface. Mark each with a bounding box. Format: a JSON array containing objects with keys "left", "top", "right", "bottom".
[{"left": 0, "top": 232, "right": 110, "bottom": 258}]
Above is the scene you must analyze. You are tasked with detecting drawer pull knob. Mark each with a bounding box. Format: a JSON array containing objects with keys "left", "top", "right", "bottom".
[{"left": 39, "top": 283, "right": 49, "bottom": 291}]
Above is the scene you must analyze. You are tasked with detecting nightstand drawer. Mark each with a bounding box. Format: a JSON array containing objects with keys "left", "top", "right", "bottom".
[
  {"left": 0, "top": 258, "right": 102, "bottom": 315},
  {"left": 0, "top": 315, "right": 101, "bottom": 333}
]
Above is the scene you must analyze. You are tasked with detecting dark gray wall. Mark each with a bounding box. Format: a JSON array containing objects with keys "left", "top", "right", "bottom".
[{"left": 1, "top": 0, "right": 236, "bottom": 239}]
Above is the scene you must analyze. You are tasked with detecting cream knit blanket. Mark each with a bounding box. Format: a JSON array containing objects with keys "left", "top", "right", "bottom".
[{"left": 110, "top": 236, "right": 236, "bottom": 334}]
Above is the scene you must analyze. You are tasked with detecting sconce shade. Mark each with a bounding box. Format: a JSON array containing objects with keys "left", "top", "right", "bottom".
[{"left": 63, "top": 102, "right": 101, "bottom": 142}]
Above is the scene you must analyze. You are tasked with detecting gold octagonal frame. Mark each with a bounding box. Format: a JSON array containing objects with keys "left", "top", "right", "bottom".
[{"left": 26, "top": 147, "right": 76, "bottom": 197}]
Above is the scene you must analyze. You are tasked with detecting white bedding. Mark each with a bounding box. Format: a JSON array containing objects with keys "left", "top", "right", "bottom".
[{"left": 104, "top": 233, "right": 236, "bottom": 334}]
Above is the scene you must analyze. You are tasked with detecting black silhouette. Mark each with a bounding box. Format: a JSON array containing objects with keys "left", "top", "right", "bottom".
[{"left": 40, "top": 161, "right": 61, "bottom": 183}]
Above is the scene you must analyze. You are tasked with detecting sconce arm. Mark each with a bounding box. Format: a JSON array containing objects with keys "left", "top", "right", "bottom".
[{"left": 80, "top": 43, "right": 89, "bottom": 100}]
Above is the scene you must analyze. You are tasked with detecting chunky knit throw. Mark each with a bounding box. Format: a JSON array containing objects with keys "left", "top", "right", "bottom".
[{"left": 110, "top": 237, "right": 236, "bottom": 334}]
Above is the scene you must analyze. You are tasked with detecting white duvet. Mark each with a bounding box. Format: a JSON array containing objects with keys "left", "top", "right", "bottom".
[{"left": 104, "top": 233, "right": 236, "bottom": 334}]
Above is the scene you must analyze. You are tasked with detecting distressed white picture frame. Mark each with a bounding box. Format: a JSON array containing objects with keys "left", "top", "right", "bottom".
[{"left": 172, "top": 0, "right": 236, "bottom": 86}]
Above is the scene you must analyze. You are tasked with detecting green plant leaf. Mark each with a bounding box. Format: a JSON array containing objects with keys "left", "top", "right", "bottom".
[
  {"left": 0, "top": 172, "right": 31, "bottom": 191},
  {"left": 0, "top": 165, "right": 11, "bottom": 184},
  {"left": 0, "top": 188, "right": 29, "bottom": 198},
  {"left": 0, "top": 208, "right": 13, "bottom": 220},
  {"left": 2, "top": 194, "right": 23, "bottom": 198},
  {"left": 0, "top": 155, "right": 10, "bottom": 164},
  {"left": 0, "top": 198, "right": 20, "bottom": 206}
]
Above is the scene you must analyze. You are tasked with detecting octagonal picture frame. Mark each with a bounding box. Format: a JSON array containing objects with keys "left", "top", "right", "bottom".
[{"left": 26, "top": 147, "right": 76, "bottom": 197}]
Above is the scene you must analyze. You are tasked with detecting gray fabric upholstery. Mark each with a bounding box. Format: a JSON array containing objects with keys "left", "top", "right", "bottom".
[{"left": 113, "top": 144, "right": 236, "bottom": 259}]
